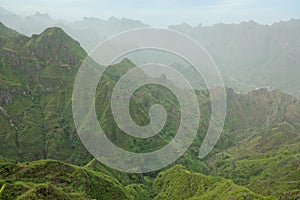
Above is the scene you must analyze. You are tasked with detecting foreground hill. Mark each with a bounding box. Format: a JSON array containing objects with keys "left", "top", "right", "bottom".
[
  {"left": 0, "top": 158, "right": 149, "bottom": 199},
  {"left": 0, "top": 158, "right": 274, "bottom": 199},
  {"left": 152, "top": 165, "right": 275, "bottom": 200}
]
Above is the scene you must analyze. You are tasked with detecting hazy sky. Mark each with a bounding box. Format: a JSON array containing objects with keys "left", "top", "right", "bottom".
[{"left": 1, "top": 0, "right": 300, "bottom": 26}]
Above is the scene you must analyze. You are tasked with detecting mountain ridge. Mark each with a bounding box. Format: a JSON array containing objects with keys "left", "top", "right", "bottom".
[
  {"left": 0, "top": 21, "right": 299, "bottom": 199},
  {"left": 1, "top": 7, "right": 300, "bottom": 100}
]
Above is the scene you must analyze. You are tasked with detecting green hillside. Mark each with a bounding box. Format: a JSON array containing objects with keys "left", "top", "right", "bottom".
[
  {"left": 0, "top": 158, "right": 275, "bottom": 200},
  {"left": 0, "top": 22, "right": 299, "bottom": 199},
  {"left": 152, "top": 165, "right": 274, "bottom": 200},
  {"left": 209, "top": 122, "right": 300, "bottom": 198},
  {"left": 0, "top": 158, "right": 150, "bottom": 199}
]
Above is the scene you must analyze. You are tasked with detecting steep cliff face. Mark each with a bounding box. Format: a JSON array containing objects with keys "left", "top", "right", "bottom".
[{"left": 225, "top": 88, "right": 299, "bottom": 131}]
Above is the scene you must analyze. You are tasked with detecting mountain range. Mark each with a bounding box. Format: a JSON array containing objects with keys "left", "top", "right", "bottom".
[
  {"left": 1, "top": 7, "right": 300, "bottom": 98},
  {"left": 0, "top": 20, "right": 299, "bottom": 199}
]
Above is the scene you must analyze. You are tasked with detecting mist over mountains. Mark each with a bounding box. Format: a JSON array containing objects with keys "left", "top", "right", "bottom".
[
  {"left": 169, "top": 20, "right": 300, "bottom": 97},
  {"left": 1, "top": 7, "right": 299, "bottom": 98},
  {"left": 0, "top": 7, "right": 148, "bottom": 51}
]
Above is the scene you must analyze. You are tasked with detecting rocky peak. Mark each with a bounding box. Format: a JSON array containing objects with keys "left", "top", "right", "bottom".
[{"left": 23, "top": 27, "right": 86, "bottom": 66}]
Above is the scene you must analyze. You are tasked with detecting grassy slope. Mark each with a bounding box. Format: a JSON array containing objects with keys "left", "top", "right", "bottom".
[
  {"left": 0, "top": 159, "right": 277, "bottom": 200},
  {"left": 209, "top": 122, "right": 300, "bottom": 198},
  {"left": 152, "top": 165, "right": 275, "bottom": 200},
  {"left": 0, "top": 159, "right": 149, "bottom": 200}
]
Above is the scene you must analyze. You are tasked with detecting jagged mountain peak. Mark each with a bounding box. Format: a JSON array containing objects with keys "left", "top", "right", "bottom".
[{"left": 23, "top": 26, "right": 86, "bottom": 65}]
